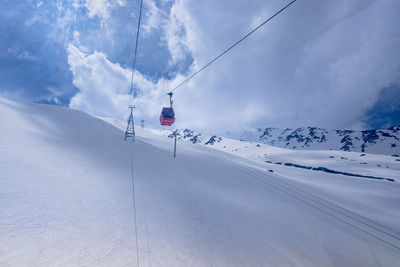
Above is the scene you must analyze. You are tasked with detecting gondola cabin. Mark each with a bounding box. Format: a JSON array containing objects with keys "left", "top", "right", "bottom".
[{"left": 160, "top": 107, "right": 175, "bottom": 126}]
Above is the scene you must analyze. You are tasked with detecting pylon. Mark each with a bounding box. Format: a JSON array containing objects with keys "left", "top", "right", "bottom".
[{"left": 125, "top": 106, "right": 135, "bottom": 142}]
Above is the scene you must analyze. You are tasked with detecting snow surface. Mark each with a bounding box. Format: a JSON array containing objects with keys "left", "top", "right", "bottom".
[
  {"left": 1, "top": 97, "right": 400, "bottom": 266},
  {"left": 130, "top": 127, "right": 400, "bottom": 183}
]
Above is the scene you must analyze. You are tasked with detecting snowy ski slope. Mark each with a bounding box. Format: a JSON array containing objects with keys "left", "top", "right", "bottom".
[
  {"left": 1, "top": 97, "right": 400, "bottom": 266},
  {"left": 132, "top": 127, "right": 400, "bottom": 183}
]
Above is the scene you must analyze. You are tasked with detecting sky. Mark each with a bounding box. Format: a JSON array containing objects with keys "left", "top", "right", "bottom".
[{"left": 1, "top": 0, "right": 399, "bottom": 133}]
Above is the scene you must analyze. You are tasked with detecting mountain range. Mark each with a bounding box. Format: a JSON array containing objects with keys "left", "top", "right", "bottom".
[{"left": 168, "top": 126, "right": 399, "bottom": 155}]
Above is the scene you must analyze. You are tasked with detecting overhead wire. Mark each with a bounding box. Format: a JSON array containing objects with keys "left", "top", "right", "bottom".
[
  {"left": 123, "top": 0, "right": 400, "bottom": 258},
  {"left": 198, "top": 145, "right": 400, "bottom": 250},
  {"left": 133, "top": 0, "right": 297, "bottom": 109},
  {"left": 129, "top": 142, "right": 140, "bottom": 266},
  {"left": 128, "top": 0, "right": 144, "bottom": 107},
  {"left": 169, "top": 0, "right": 297, "bottom": 94},
  {"left": 134, "top": 0, "right": 379, "bottom": 111},
  {"left": 126, "top": 0, "right": 144, "bottom": 266},
  {"left": 123, "top": 0, "right": 400, "bottom": 259}
]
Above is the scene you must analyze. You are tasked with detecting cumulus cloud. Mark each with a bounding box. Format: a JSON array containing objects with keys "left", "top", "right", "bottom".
[
  {"left": 157, "top": 0, "right": 400, "bottom": 131},
  {"left": 163, "top": 0, "right": 201, "bottom": 65},
  {"left": 85, "top": 0, "right": 112, "bottom": 19},
  {"left": 66, "top": 43, "right": 187, "bottom": 125},
  {"left": 67, "top": 44, "right": 131, "bottom": 118},
  {"left": 141, "top": 1, "right": 167, "bottom": 34},
  {"left": 3, "top": 0, "right": 399, "bottom": 131},
  {"left": 74, "top": 0, "right": 125, "bottom": 20},
  {"left": 66, "top": 0, "right": 400, "bottom": 132}
]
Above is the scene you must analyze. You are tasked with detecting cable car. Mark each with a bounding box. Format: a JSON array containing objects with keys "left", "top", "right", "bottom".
[
  {"left": 160, "top": 107, "right": 175, "bottom": 126},
  {"left": 160, "top": 92, "right": 175, "bottom": 126}
]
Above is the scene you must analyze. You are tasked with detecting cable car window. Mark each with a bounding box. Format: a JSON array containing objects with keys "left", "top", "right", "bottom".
[{"left": 162, "top": 108, "right": 175, "bottom": 118}]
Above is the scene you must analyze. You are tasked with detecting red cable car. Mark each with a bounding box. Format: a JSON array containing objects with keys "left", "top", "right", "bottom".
[
  {"left": 160, "top": 107, "right": 175, "bottom": 126},
  {"left": 160, "top": 92, "right": 176, "bottom": 126}
]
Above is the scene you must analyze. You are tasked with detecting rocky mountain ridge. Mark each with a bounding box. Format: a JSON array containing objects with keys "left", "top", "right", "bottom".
[{"left": 165, "top": 126, "right": 399, "bottom": 155}]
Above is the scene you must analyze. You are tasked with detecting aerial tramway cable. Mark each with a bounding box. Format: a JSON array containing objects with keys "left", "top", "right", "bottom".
[
  {"left": 168, "top": 0, "right": 297, "bottom": 95},
  {"left": 128, "top": 0, "right": 144, "bottom": 107},
  {"left": 126, "top": 0, "right": 296, "bottom": 249},
  {"left": 195, "top": 144, "right": 400, "bottom": 250},
  {"left": 134, "top": 0, "right": 297, "bottom": 109},
  {"left": 136, "top": 0, "right": 297, "bottom": 158},
  {"left": 125, "top": 0, "right": 144, "bottom": 266}
]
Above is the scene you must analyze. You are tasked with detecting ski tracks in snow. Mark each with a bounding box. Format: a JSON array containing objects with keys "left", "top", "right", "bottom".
[{"left": 198, "top": 145, "right": 400, "bottom": 251}]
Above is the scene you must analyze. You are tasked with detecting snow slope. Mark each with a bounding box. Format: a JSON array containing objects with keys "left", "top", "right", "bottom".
[
  {"left": 134, "top": 127, "right": 400, "bottom": 182},
  {"left": 1, "top": 97, "right": 400, "bottom": 266}
]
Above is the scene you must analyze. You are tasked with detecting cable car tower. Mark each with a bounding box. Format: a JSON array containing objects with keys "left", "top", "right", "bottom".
[{"left": 125, "top": 105, "right": 135, "bottom": 142}]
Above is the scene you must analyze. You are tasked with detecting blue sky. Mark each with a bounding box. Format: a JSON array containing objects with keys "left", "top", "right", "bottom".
[{"left": 1, "top": 0, "right": 399, "bottom": 131}]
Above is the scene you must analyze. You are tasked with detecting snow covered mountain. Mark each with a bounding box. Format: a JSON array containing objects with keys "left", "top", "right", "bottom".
[
  {"left": 162, "top": 127, "right": 399, "bottom": 155},
  {"left": 238, "top": 127, "right": 400, "bottom": 155},
  {"left": 145, "top": 128, "right": 400, "bottom": 182},
  {"left": 1, "top": 97, "right": 400, "bottom": 266}
]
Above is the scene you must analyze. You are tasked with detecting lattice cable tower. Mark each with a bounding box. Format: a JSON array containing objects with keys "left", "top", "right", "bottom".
[{"left": 125, "top": 105, "right": 136, "bottom": 142}]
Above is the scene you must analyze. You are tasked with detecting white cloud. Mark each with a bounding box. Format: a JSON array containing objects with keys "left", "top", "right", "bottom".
[
  {"left": 163, "top": 0, "right": 202, "bottom": 65},
  {"left": 67, "top": 44, "right": 131, "bottom": 118},
  {"left": 7, "top": 47, "right": 40, "bottom": 62},
  {"left": 86, "top": 0, "right": 111, "bottom": 19},
  {"left": 157, "top": 0, "right": 400, "bottom": 131},
  {"left": 76, "top": 0, "right": 125, "bottom": 20},
  {"left": 141, "top": 1, "right": 166, "bottom": 34},
  {"left": 67, "top": 0, "right": 400, "bottom": 132},
  {"left": 68, "top": 0, "right": 272, "bottom": 131},
  {"left": 66, "top": 43, "right": 185, "bottom": 123},
  {"left": 72, "top": 31, "right": 80, "bottom": 44}
]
